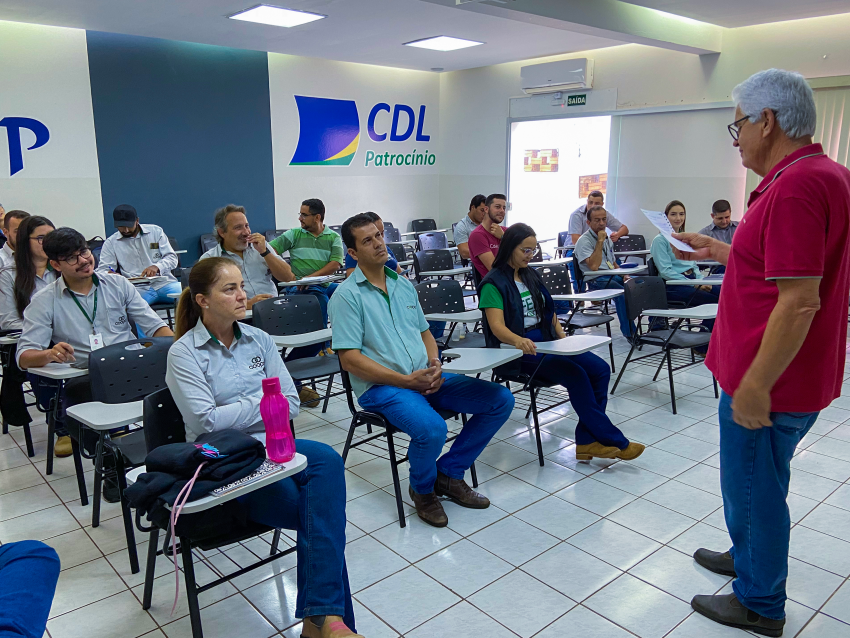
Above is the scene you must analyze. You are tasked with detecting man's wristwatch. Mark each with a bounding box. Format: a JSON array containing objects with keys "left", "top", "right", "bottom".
[{"left": 259, "top": 248, "right": 271, "bottom": 257}]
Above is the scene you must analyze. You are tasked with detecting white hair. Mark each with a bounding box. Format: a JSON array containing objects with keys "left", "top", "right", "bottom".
[{"left": 732, "top": 69, "right": 817, "bottom": 140}]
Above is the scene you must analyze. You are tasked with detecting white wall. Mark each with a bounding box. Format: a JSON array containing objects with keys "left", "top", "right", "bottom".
[
  {"left": 0, "top": 21, "right": 104, "bottom": 237},
  {"left": 436, "top": 12, "right": 850, "bottom": 231},
  {"left": 268, "top": 54, "right": 440, "bottom": 232}
]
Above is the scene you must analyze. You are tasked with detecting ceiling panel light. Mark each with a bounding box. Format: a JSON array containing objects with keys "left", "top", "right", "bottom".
[
  {"left": 404, "top": 36, "right": 484, "bottom": 51},
  {"left": 229, "top": 4, "right": 326, "bottom": 28}
]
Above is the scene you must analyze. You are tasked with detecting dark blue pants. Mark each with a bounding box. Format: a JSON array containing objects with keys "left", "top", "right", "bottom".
[
  {"left": 522, "top": 334, "right": 628, "bottom": 449},
  {"left": 284, "top": 283, "right": 339, "bottom": 362},
  {"left": 358, "top": 373, "right": 514, "bottom": 493},
  {"left": 237, "top": 440, "right": 355, "bottom": 629},
  {"left": 0, "top": 541, "right": 60, "bottom": 638},
  {"left": 586, "top": 277, "right": 635, "bottom": 338},
  {"left": 665, "top": 279, "right": 720, "bottom": 332},
  {"left": 719, "top": 392, "right": 819, "bottom": 620}
]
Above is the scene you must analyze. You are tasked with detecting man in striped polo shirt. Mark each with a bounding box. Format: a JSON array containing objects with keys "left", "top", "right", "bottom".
[{"left": 269, "top": 199, "right": 344, "bottom": 405}]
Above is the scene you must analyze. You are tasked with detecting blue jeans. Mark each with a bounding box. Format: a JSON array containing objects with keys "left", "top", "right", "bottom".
[
  {"left": 358, "top": 373, "right": 514, "bottom": 494},
  {"left": 0, "top": 541, "right": 60, "bottom": 638},
  {"left": 586, "top": 277, "right": 635, "bottom": 339},
  {"left": 237, "top": 440, "right": 355, "bottom": 629},
  {"left": 285, "top": 283, "right": 339, "bottom": 361},
  {"left": 719, "top": 391, "right": 819, "bottom": 620},
  {"left": 521, "top": 340, "right": 629, "bottom": 449},
  {"left": 139, "top": 280, "right": 182, "bottom": 305}
]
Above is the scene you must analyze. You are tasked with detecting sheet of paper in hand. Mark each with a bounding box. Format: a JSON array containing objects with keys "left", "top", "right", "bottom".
[{"left": 641, "top": 209, "right": 694, "bottom": 252}]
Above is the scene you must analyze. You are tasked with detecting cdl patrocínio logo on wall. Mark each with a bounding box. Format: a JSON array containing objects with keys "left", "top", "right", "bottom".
[{"left": 289, "top": 95, "right": 435, "bottom": 168}]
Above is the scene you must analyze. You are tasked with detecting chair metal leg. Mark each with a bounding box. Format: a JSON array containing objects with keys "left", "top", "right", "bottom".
[
  {"left": 341, "top": 417, "right": 358, "bottom": 463},
  {"left": 530, "top": 389, "right": 544, "bottom": 467},
  {"left": 114, "top": 452, "right": 139, "bottom": 574},
  {"left": 181, "top": 537, "right": 204, "bottom": 638},
  {"left": 22, "top": 423, "right": 34, "bottom": 457},
  {"left": 666, "top": 351, "right": 677, "bottom": 414},
  {"left": 70, "top": 437, "right": 88, "bottom": 506},
  {"left": 1, "top": 418, "right": 6, "bottom": 435},
  {"left": 605, "top": 322, "right": 615, "bottom": 373},
  {"left": 142, "top": 527, "right": 160, "bottom": 610},
  {"left": 92, "top": 432, "right": 106, "bottom": 527},
  {"left": 321, "top": 374, "right": 334, "bottom": 413},
  {"left": 713, "top": 375, "right": 719, "bottom": 399},
  {"left": 652, "top": 351, "right": 667, "bottom": 382},
  {"left": 385, "top": 431, "right": 406, "bottom": 528},
  {"left": 470, "top": 462, "right": 478, "bottom": 488},
  {"left": 525, "top": 387, "right": 538, "bottom": 420},
  {"left": 611, "top": 342, "right": 637, "bottom": 395},
  {"left": 270, "top": 529, "right": 281, "bottom": 556},
  {"left": 46, "top": 395, "right": 56, "bottom": 476}
]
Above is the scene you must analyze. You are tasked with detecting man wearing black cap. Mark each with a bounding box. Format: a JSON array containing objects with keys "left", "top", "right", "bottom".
[{"left": 97, "top": 205, "right": 181, "bottom": 307}]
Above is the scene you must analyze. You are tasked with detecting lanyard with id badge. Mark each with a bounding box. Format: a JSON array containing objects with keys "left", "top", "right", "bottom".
[{"left": 70, "top": 287, "right": 104, "bottom": 350}]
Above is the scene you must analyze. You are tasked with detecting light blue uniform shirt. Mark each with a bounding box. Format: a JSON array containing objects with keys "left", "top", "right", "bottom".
[
  {"left": 16, "top": 273, "right": 167, "bottom": 367},
  {"left": 328, "top": 266, "right": 430, "bottom": 398},
  {"left": 166, "top": 319, "right": 300, "bottom": 442},
  {"left": 650, "top": 233, "right": 705, "bottom": 281},
  {"left": 199, "top": 243, "right": 278, "bottom": 298},
  {"left": 96, "top": 224, "right": 179, "bottom": 290},
  {"left": 0, "top": 266, "right": 58, "bottom": 330}
]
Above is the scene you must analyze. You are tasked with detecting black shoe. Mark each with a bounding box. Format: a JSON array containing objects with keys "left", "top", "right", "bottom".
[
  {"left": 691, "top": 593, "right": 784, "bottom": 637},
  {"left": 102, "top": 477, "right": 121, "bottom": 504},
  {"left": 693, "top": 548, "right": 737, "bottom": 577}
]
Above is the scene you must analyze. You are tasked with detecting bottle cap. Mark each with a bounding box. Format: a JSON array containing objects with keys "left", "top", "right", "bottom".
[{"left": 262, "top": 377, "right": 281, "bottom": 393}]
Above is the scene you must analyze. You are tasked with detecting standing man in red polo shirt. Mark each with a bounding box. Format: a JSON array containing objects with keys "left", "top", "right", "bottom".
[
  {"left": 675, "top": 69, "right": 850, "bottom": 636},
  {"left": 468, "top": 194, "right": 508, "bottom": 279}
]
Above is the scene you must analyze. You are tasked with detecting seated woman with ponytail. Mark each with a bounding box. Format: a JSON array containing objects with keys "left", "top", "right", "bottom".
[
  {"left": 165, "top": 257, "right": 362, "bottom": 638},
  {"left": 0, "top": 216, "right": 63, "bottom": 452},
  {"left": 479, "top": 223, "right": 644, "bottom": 462}
]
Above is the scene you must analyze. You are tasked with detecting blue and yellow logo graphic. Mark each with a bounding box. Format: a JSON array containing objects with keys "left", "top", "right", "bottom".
[{"left": 290, "top": 96, "right": 360, "bottom": 166}]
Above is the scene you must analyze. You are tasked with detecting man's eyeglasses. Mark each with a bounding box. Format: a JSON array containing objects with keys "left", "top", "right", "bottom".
[
  {"left": 58, "top": 248, "right": 92, "bottom": 266},
  {"left": 727, "top": 115, "right": 749, "bottom": 141},
  {"left": 29, "top": 235, "right": 48, "bottom": 244},
  {"left": 298, "top": 212, "right": 318, "bottom": 219}
]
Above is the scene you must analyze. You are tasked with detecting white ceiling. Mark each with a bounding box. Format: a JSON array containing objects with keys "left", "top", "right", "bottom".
[
  {"left": 620, "top": 0, "right": 850, "bottom": 28},
  {"left": 0, "top": 0, "right": 623, "bottom": 72},
  {"left": 0, "top": 0, "right": 847, "bottom": 71}
]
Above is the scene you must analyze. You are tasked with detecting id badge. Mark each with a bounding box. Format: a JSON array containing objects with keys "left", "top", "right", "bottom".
[
  {"left": 607, "top": 260, "right": 615, "bottom": 269},
  {"left": 89, "top": 333, "right": 104, "bottom": 350},
  {"left": 149, "top": 242, "right": 159, "bottom": 249}
]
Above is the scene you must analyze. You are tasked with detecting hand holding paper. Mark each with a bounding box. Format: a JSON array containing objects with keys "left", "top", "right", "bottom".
[{"left": 641, "top": 209, "right": 694, "bottom": 252}]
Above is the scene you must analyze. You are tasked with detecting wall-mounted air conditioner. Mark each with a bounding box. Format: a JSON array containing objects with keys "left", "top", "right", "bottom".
[{"left": 520, "top": 58, "right": 594, "bottom": 95}]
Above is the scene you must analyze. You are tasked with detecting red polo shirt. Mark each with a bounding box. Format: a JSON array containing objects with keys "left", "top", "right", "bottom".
[
  {"left": 706, "top": 144, "right": 850, "bottom": 412},
  {"left": 469, "top": 224, "right": 507, "bottom": 278}
]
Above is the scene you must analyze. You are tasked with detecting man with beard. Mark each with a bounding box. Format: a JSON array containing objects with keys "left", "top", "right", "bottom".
[
  {"left": 468, "top": 193, "right": 508, "bottom": 279},
  {"left": 97, "top": 205, "right": 181, "bottom": 306},
  {"left": 200, "top": 204, "right": 294, "bottom": 309}
]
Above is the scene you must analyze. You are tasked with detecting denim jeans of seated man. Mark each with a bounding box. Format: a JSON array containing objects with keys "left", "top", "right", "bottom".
[
  {"left": 718, "top": 391, "right": 819, "bottom": 620},
  {"left": 357, "top": 373, "right": 514, "bottom": 494},
  {"left": 137, "top": 280, "right": 183, "bottom": 338},
  {"left": 585, "top": 276, "right": 635, "bottom": 339}
]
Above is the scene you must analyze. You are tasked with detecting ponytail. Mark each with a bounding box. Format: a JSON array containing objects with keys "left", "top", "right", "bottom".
[
  {"left": 174, "top": 288, "right": 200, "bottom": 339},
  {"left": 173, "top": 256, "right": 234, "bottom": 339}
]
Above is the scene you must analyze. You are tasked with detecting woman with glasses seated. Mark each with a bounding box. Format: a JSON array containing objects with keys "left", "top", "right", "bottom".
[
  {"left": 0, "top": 216, "right": 60, "bottom": 451},
  {"left": 166, "top": 257, "right": 362, "bottom": 638},
  {"left": 479, "top": 223, "right": 644, "bottom": 462}
]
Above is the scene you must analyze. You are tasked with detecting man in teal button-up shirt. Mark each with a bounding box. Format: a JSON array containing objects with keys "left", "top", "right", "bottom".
[{"left": 328, "top": 214, "right": 514, "bottom": 528}]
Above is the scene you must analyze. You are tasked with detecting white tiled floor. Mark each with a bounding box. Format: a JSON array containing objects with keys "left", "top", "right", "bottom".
[{"left": 3, "top": 328, "right": 850, "bottom": 637}]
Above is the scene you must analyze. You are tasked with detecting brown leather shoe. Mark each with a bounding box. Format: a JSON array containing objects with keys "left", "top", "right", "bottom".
[
  {"left": 434, "top": 471, "right": 490, "bottom": 509},
  {"left": 409, "top": 486, "right": 448, "bottom": 527},
  {"left": 299, "top": 387, "right": 321, "bottom": 408},
  {"left": 615, "top": 442, "right": 645, "bottom": 460},
  {"left": 575, "top": 442, "right": 619, "bottom": 461},
  {"left": 54, "top": 436, "right": 73, "bottom": 458}
]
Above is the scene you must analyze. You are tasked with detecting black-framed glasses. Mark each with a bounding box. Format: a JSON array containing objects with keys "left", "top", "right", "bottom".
[
  {"left": 727, "top": 115, "right": 749, "bottom": 141},
  {"left": 29, "top": 235, "right": 48, "bottom": 244},
  {"left": 59, "top": 248, "right": 92, "bottom": 266},
  {"left": 298, "top": 212, "right": 318, "bottom": 219}
]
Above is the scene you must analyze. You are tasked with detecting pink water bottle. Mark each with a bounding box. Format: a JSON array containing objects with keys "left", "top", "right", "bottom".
[{"left": 260, "top": 377, "right": 296, "bottom": 463}]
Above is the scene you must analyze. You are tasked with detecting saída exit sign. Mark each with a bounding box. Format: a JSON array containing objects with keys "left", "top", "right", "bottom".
[{"left": 567, "top": 94, "right": 587, "bottom": 107}]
